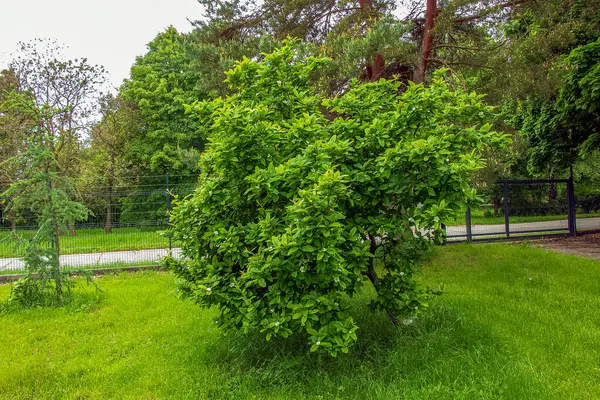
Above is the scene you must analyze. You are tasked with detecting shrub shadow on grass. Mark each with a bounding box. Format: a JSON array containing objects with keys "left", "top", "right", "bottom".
[{"left": 177, "top": 296, "right": 552, "bottom": 399}]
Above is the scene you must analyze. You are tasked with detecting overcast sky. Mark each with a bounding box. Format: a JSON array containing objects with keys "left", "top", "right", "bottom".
[
  {"left": 1, "top": 1, "right": 409, "bottom": 90},
  {"left": 0, "top": 0, "right": 203, "bottom": 89}
]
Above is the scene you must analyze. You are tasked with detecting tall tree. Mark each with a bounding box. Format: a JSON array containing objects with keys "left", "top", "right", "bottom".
[
  {"left": 6, "top": 39, "right": 106, "bottom": 235},
  {"left": 80, "top": 94, "right": 141, "bottom": 233},
  {"left": 8, "top": 39, "right": 107, "bottom": 178},
  {"left": 189, "top": 0, "right": 540, "bottom": 87},
  {"left": 118, "top": 27, "right": 207, "bottom": 225},
  {"left": 1, "top": 88, "right": 89, "bottom": 298},
  {"left": 510, "top": 37, "right": 600, "bottom": 175},
  {"left": 471, "top": 0, "right": 600, "bottom": 103},
  {"left": 121, "top": 27, "right": 206, "bottom": 176},
  {"left": 0, "top": 69, "right": 27, "bottom": 230},
  {"left": 487, "top": 0, "right": 600, "bottom": 176}
]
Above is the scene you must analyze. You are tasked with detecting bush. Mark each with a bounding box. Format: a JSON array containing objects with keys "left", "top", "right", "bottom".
[
  {"left": 6, "top": 243, "right": 100, "bottom": 308},
  {"left": 167, "top": 43, "right": 509, "bottom": 356}
]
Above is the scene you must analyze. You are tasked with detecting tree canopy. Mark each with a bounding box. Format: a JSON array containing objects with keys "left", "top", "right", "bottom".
[
  {"left": 168, "top": 43, "right": 509, "bottom": 356},
  {"left": 122, "top": 27, "right": 206, "bottom": 176}
]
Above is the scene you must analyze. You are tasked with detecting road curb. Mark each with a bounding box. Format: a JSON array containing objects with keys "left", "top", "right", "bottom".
[{"left": 0, "top": 265, "right": 166, "bottom": 283}]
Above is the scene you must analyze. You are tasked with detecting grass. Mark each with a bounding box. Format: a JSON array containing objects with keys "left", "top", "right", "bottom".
[
  {"left": 1, "top": 243, "right": 599, "bottom": 399},
  {"left": 0, "top": 261, "right": 160, "bottom": 277},
  {"left": 0, "top": 227, "right": 170, "bottom": 258}
]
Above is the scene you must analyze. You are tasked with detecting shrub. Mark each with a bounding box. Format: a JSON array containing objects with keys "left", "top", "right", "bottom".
[
  {"left": 5, "top": 242, "right": 101, "bottom": 309},
  {"left": 167, "top": 43, "right": 509, "bottom": 356},
  {"left": 1, "top": 89, "right": 92, "bottom": 304}
]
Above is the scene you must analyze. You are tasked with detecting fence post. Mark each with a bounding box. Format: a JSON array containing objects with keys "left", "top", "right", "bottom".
[
  {"left": 465, "top": 204, "right": 472, "bottom": 242},
  {"left": 166, "top": 173, "right": 172, "bottom": 253},
  {"left": 503, "top": 181, "right": 510, "bottom": 238},
  {"left": 567, "top": 174, "right": 577, "bottom": 236},
  {"left": 440, "top": 223, "right": 447, "bottom": 245},
  {"left": 48, "top": 177, "right": 55, "bottom": 250}
]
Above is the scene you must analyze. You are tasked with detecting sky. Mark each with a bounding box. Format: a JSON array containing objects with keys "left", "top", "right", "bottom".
[
  {"left": 0, "top": 1, "right": 409, "bottom": 90},
  {"left": 0, "top": 0, "right": 204, "bottom": 89}
]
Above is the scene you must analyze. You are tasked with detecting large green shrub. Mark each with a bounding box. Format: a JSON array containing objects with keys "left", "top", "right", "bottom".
[{"left": 168, "top": 43, "right": 509, "bottom": 356}]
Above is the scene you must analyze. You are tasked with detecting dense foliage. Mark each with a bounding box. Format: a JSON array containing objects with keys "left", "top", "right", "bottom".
[
  {"left": 167, "top": 44, "right": 509, "bottom": 355},
  {"left": 1, "top": 105, "right": 89, "bottom": 305},
  {"left": 5, "top": 1, "right": 598, "bottom": 229},
  {"left": 0, "top": 42, "right": 103, "bottom": 305},
  {"left": 121, "top": 27, "right": 206, "bottom": 176},
  {"left": 556, "top": 38, "right": 600, "bottom": 155},
  {"left": 509, "top": 37, "right": 600, "bottom": 175}
]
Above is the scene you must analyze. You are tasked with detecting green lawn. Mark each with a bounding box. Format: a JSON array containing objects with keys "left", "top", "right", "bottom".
[
  {"left": 0, "top": 261, "right": 160, "bottom": 276},
  {"left": 0, "top": 227, "right": 170, "bottom": 258},
  {"left": 1, "top": 244, "right": 599, "bottom": 399}
]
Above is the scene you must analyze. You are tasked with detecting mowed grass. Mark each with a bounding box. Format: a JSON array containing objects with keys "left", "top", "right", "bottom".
[
  {"left": 0, "top": 227, "right": 170, "bottom": 258},
  {"left": 0, "top": 261, "right": 161, "bottom": 276},
  {"left": 1, "top": 243, "right": 599, "bottom": 399}
]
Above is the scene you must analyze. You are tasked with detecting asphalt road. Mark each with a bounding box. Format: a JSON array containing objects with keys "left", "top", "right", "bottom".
[
  {"left": 446, "top": 216, "right": 600, "bottom": 239},
  {"left": 1, "top": 217, "right": 599, "bottom": 272},
  {"left": 0, "top": 248, "right": 182, "bottom": 272}
]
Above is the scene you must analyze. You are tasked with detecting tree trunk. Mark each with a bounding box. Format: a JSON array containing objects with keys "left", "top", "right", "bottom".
[
  {"left": 372, "top": 54, "right": 385, "bottom": 79},
  {"left": 358, "top": 0, "right": 371, "bottom": 10},
  {"left": 105, "top": 179, "right": 113, "bottom": 234},
  {"left": 105, "top": 154, "right": 116, "bottom": 234},
  {"left": 364, "top": 54, "right": 386, "bottom": 81},
  {"left": 358, "top": 0, "right": 386, "bottom": 82},
  {"left": 413, "top": 0, "right": 437, "bottom": 83},
  {"left": 47, "top": 174, "right": 62, "bottom": 296},
  {"left": 105, "top": 203, "right": 112, "bottom": 234},
  {"left": 492, "top": 197, "right": 500, "bottom": 217},
  {"left": 7, "top": 209, "right": 16, "bottom": 232},
  {"left": 548, "top": 181, "right": 557, "bottom": 201},
  {"left": 365, "top": 233, "right": 399, "bottom": 326}
]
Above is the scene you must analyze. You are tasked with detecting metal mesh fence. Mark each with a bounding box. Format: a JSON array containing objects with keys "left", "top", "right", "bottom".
[
  {"left": 0, "top": 175, "right": 195, "bottom": 274},
  {"left": 2, "top": 175, "right": 599, "bottom": 274},
  {"left": 576, "top": 196, "right": 600, "bottom": 233}
]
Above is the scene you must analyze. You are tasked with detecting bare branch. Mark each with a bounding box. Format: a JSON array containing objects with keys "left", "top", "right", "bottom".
[{"left": 427, "top": 57, "right": 496, "bottom": 70}]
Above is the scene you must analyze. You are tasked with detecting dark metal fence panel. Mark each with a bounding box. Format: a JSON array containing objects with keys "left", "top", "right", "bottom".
[
  {"left": 503, "top": 181, "right": 510, "bottom": 238},
  {"left": 446, "top": 178, "right": 591, "bottom": 243},
  {"left": 576, "top": 192, "right": 600, "bottom": 234}
]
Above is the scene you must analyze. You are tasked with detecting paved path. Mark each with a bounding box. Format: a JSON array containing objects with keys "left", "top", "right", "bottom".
[
  {"left": 446, "top": 217, "right": 600, "bottom": 240},
  {"left": 536, "top": 233, "right": 600, "bottom": 261},
  {"left": 1, "top": 217, "right": 599, "bottom": 272},
  {"left": 0, "top": 248, "right": 181, "bottom": 273}
]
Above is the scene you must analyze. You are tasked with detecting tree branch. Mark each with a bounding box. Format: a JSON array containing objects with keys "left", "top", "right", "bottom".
[
  {"left": 432, "top": 44, "right": 483, "bottom": 51},
  {"left": 427, "top": 57, "right": 496, "bottom": 70},
  {"left": 412, "top": 0, "right": 533, "bottom": 25},
  {"left": 453, "top": 0, "right": 533, "bottom": 24}
]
